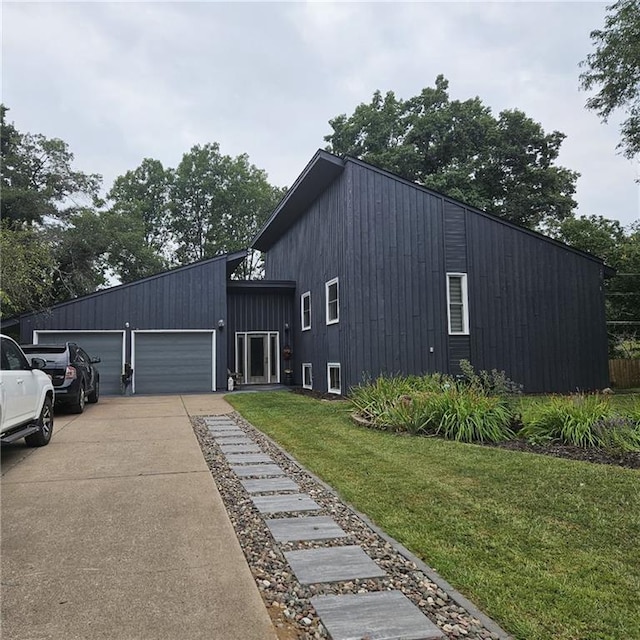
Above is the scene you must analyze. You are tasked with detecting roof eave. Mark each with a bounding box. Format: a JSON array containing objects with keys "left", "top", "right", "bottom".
[{"left": 252, "top": 150, "right": 345, "bottom": 252}]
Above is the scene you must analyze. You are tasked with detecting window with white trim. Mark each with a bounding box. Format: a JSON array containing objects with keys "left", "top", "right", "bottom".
[
  {"left": 326, "top": 278, "right": 339, "bottom": 325},
  {"left": 302, "top": 363, "right": 312, "bottom": 389},
  {"left": 301, "top": 291, "right": 311, "bottom": 331},
  {"left": 327, "top": 362, "right": 341, "bottom": 394},
  {"left": 447, "top": 273, "right": 469, "bottom": 335}
]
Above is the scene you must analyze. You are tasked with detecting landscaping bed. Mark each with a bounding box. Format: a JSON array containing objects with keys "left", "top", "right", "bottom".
[{"left": 227, "top": 391, "right": 640, "bottom": 640}]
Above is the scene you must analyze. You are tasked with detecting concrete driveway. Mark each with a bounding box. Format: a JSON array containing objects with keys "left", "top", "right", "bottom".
[{"left": 1, "top": 395, "right": 277, "bottom": 640}]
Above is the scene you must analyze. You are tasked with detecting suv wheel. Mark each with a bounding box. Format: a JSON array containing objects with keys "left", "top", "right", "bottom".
[
  {"left": 25, "top": 396, "right": 54, "bottom": 447},
  {"left": 71, "top": 383, "right": 86, "bottom": 414},
  {"left": 88, "top": 379, "right": 100, "bottom": 404}
]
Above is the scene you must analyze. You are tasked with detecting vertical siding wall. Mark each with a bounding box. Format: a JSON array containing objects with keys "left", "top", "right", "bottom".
[
  {"left": 465, "top": 211, "right": 609, "bottom": 392},
  {"left": 265, "top": 177, "right": 348, "bottom": 391},
  {"left": 20, "top": 258, "right": 230, "bottom": 390},
  {"left": 266, "top": 159, "right": 609, "bottom": 393},
  {"left": 226, "top": 290, "right": 294, "bottom": 374},
  {"left": 266, "top": 162, "right": 451, "bottom": 393}
]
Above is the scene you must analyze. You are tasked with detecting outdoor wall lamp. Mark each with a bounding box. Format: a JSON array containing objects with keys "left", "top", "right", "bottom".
[
  {"left": 218, "top": 319, "right": 225, "bottom": 330},
  {"left": 284, "top": 322, "right": 290, "bottom": 332}
]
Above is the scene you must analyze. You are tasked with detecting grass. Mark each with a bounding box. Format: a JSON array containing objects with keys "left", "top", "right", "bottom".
[{"left": 227, "top": 391, "right": 640, "bottom": 640}]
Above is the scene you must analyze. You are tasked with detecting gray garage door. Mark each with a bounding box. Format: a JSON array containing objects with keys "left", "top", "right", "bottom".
[
  {"left": 132, "top": 331, "right": 215, "bottom": 394},
  {"left": 33, "top": 331, "right": 124, "bottom": 395}
]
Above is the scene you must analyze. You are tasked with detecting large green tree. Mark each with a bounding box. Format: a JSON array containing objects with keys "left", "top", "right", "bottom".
[
  {"left": 105, "top": 158, "right": 172, "bottom": 282},
  {"left": 325, "top": 76, "right": 579, "bottom": 229},
  {"left": 168, "top": 143, "right": 283, "bottom": 274},
  {"left": 580, "top": 0, "right": 640, "bottom": 160}
]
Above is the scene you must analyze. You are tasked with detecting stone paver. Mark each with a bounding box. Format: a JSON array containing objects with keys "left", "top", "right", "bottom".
[
  {"left": 241, "top": 478, "right": 300, "bottom": 494},
  {"left": 265, "top": 516, "right": 348, "bottom": 542},
  {"left": 284, "top": 545, "right": 386, "bottom": 584},
  {"left": 231, "top": 464, "right": 286, "bottom": 478},
  {"left": 214, "top": 437, "right": 254, "bottom": 445},
  {"left": 211, "top": 430, "right": 247, "bottom": 439},
  {"left": 208, "top": 426, "right": 245, "bottom": 434},
  {"left": 310, "top": 591, "right": 444, "bottom": 640},
  {"left": 224, "top": 453, "right": 273, "bottom": 464},
  {"left": 219, "top": 444, "right": 262, "bottom": 454},
  {"left": 251, "top": 494, "right": 321, "bottom": 514}
]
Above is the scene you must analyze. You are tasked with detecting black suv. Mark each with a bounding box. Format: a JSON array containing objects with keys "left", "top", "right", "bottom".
[{"left": 21, "top": 343, "right": 100, "bottom": 414}]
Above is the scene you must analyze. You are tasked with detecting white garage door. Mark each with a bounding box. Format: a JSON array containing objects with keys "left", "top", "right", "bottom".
[
  {"left": 132, "top": 331, "right": 216, "bottom": 394},
  {"left": 33, "top": 331, "right": 125, "bottom": 395}
]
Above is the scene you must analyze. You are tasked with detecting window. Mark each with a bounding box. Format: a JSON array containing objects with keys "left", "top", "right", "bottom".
[
  {"left": 327, "top": 362, "right": 341, "bottom": 394},
  {"left": 301, "top": 291, "right": 311, "bottom": 331},
  {"left": 302, "top": 363, "right": 312, "bottom": 389},
  {"left": 447, "top": 273, "right": 469, "bottom": 335},
  {"left": 326, "top": 278, "right": 339, "bottom": 325},
  {"left": 1, "top": 338, "right": 29, "bottom": 371}
]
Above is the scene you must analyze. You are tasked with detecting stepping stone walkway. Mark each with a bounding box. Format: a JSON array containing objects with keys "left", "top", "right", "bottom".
[{"left": 212, "top": 415, "right": 445, "bottom": 640}]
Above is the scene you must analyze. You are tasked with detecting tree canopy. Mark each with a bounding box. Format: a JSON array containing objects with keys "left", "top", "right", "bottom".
[
  {"left": 325, "top": 75, "right": 579, "bottom": 230},
  {"left": 1, "top": 105, "right": 101, "bottom": 226},
  {"left": 580, "top": 0, "right": 640, "bottom": 160}
]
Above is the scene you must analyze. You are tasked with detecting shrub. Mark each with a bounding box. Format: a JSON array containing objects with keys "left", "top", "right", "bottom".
[
  {"left": 350, "top": 375, "right": 514, "bottom": 443},
  {"left": 426, "top": 387, "right": 514, "bottom": 443},
  {"left": 521, "top": 394, "right": 640, "bottom": 451},
  {"left": 458, "top": 359, "right": 523, "bottom": 396}
]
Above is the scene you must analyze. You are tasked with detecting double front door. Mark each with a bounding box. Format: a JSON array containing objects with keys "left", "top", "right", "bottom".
[{"left": 235, "top": 332, "right": 279, "bottom": 385}]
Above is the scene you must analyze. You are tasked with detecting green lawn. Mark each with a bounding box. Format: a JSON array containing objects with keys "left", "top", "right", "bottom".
[{"left": 227, "top": 391, "right": 640, "bottom": 640}]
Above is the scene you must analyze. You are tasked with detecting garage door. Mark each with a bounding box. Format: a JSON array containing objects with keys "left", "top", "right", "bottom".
[
  {"left": 33, "top": 331, "right": 125, "bottom": 395},
  {"left": 132, "top": 331, "right": 216, "bottom": 394}
]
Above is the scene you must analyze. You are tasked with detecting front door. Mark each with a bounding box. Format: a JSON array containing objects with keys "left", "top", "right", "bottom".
[
  {"left": 236, "top": 332, "right": 279, "bottom": 385},
  {"left": 248, "top": 335, "right": 268, "bottom": 384}
]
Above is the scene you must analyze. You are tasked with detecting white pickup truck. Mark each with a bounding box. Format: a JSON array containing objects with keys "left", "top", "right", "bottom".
[{"left": 0, "top": 334, "right": 55, "bottom": 447}]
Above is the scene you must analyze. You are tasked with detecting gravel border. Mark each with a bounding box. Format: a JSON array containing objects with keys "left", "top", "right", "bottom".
[{"left": 192, "top": 412, "right": 513, "bottom": 640}]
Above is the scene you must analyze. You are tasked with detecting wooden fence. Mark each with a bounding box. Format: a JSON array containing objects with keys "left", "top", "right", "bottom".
[{"left": 609, "top": 359, "right": 640, "bottom": 389}]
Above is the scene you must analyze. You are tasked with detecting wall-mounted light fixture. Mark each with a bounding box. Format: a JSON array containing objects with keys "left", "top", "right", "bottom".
[
  {"left": 218, "top": 319, "right": 225, "bottom": 330},
  {"left": 125, "top": 322, "right": 130, "bottom": 329},
  {"left": 284, "top": 322, "right": 290, "bottom": 332}
]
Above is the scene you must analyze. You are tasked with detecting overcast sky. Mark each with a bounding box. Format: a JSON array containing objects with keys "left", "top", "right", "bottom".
[{"left": 3, "top": 1, "right": 639, "bottom": 228}]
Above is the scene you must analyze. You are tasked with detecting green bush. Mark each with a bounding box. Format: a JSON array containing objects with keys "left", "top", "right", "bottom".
[
  {"left": 521, "top": 394, "right": 640, "bottom": 451},
  {"left": 350, "top": 375, "right": 514, "bottom": 443}
]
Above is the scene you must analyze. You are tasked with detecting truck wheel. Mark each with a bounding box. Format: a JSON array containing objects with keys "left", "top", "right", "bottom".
[
  {"left": 88, "top": 379, "right": 100, "bottom": 404},
  {"left": 70, "top": 383, "right": 86, "bottom": 414},
  {"left": 25, "top": 396, "right": 54, "bottom": 447}
]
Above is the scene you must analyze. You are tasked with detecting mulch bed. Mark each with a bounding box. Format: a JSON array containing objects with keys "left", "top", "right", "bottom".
[{"left": 482, "top": 439, "right": 640, "bottom": 469}]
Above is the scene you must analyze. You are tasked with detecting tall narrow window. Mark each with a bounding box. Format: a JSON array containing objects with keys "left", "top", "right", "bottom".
[
  {"left": 301, "top": 291, "right": 311, "bottom": 331},
  {"left": 447, "top": 273, "right": 469, "bottom": 335},
  {"left": 327, "top": 362, "right": 341, "bottom": 394},
  {"left": 302, "top": 363, "right": 312, "bottom": 389},
  {"left": 326, "top": 278, "right": 339, "bottom": 325}
]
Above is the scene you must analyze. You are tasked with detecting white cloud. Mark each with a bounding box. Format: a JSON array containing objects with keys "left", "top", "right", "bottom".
[{"left": 3, "top": 0, "right": 638, "bottom": 226}]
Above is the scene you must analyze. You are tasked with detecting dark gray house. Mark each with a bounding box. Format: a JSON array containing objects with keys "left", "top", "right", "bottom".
[
  {"left": 4, "top": 150, "right": 610, "bottom": 395},
  {"left": 253, "top": 150, "right": 610, "bottom": 394}
]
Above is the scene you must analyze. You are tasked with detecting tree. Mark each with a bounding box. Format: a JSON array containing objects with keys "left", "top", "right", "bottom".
[
  {"left": 169, "top": 144, "right": 283, "bottom": 274},
  {"left": 1, "top": 105, "right": 101, "bottom": 225},
  {"left": 0, "top": 223, "right": 56, "bottom": 317},
  {"left": 325, "top": 76, "right": 579, "bottom": 229},
  {"left": 580, "top": 0, "right": 640, "bottom": 160},
  {"left": 105, "top": 158, "right": 172, "bottom": 282}
]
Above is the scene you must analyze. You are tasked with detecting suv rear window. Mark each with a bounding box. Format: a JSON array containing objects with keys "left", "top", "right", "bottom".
[{"left": 21, "top": 346, "right": 69, "bottom": 366}]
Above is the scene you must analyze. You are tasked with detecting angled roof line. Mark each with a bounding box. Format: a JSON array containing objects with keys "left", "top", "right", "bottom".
[
  {"left": 2, "top": 250, "right": 248, "bottom": 324},
  {"left": 343, "top": 155, "right": 611, "bottom": 269},
  {"left": 252, "top": 150, "right": 344, "bottom": 251},
  {"left": 252, "top": 147, "right": 611, "bottom": 269}
]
